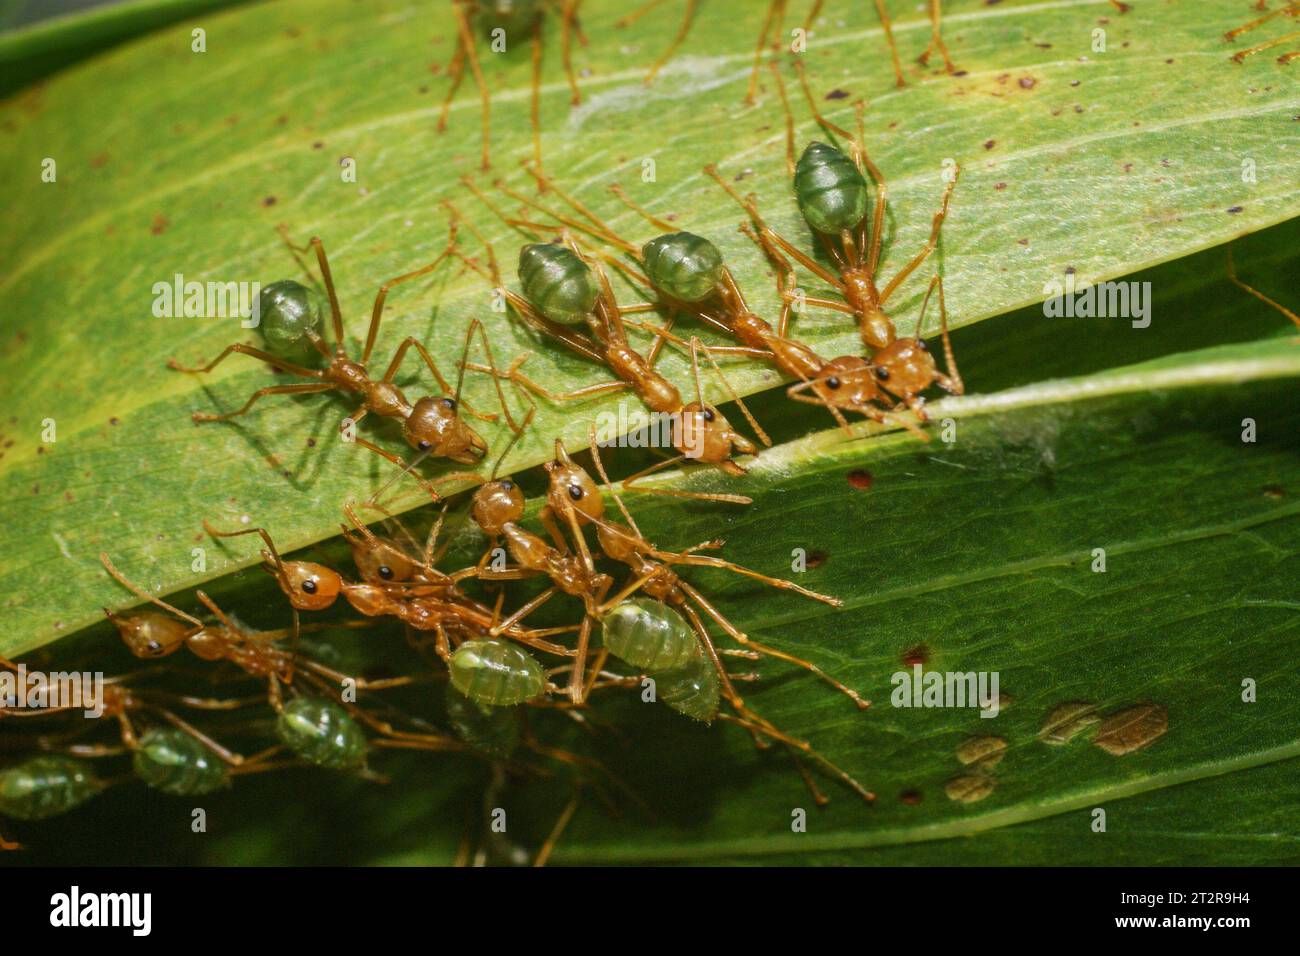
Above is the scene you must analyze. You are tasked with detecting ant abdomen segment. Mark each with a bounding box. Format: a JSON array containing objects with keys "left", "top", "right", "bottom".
[
  {"left": 519, "top": 242, "right": 600, "bottom": 325},
  {"left": 256, "top": 279, "right": 324, "bottom": 360},
  {"left": 449, "top": 638, "right": 548, "bottom": 706},
  {"left": 641, "top": 232, "right": 727, "bottom": 303},
  {"left": 794, "top": 141, "right": 870, "bottom": 235},
  {"left": 276, "top": 697, "right": 368, "bottom": 770},
  {"left": 132, "top": 729, "right": 230, "bottom": 796}
]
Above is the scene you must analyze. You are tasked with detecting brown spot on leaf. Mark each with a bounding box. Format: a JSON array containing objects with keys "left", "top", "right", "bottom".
[
  {"left": 805, "top": 549, "right": 828, "bottom": 569},
  {"left": 956, "top": 736, "right": 1008, "bottom": 769},
  {"left": 899, "top": 789, "right": 923, "bottom": 805},
  {"left": 1039, "top": 701, "right": 1100, "bottom": 745},
  {"left": 945, "top": 774, "right": 994, "bottom": 803},
  {"left": 901, "top": 644, "right": 929, "bottom": 667},
  {"left": 150, "top": 214, "right": 169, "bottom": 235},
  {"left": 1093, "top": 702, "right": 1167, "bottom": 756}
]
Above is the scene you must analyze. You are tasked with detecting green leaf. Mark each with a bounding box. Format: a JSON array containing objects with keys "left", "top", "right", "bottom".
[
  {"left": 2, "top": 0, "right": 1298, "bottom": 653},
  {"left": 2, "top": 0, "right": 1299, "bottom": 866}
]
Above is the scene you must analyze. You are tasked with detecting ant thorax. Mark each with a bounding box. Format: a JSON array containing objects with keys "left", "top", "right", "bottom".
[{"left": 842, "top": 270, "right": 892, "bottom": 349}]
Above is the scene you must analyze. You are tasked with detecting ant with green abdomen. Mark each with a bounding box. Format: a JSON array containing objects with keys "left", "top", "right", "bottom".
[
  {"left": 708, "top": 60, "right": 964, "bottom": 423},
  {"left": 168, "top": 230, "right": 522, "bottom": 499},
  {"left": 443, "top": 191, "right": 768, "bottom": 496},
  {"left": 506, "top": 163, "right": 929, "bottom": 438}
]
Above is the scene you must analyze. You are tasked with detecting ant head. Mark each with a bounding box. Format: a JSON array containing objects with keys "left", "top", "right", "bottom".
[
  {"left": 276, "top": 560, "right": 342, "bottom": 610},
  {"left": 807, "top": 356, "right": 884, "bottom": 410},
  {"left": 107, "top": 610, "right": 189, "bottom": 659},
  {"left": 870, "top": 338, "right": 936, "bottom": 400},
  {"left": 404, "top": 396, "right": 488, "bottom": 465},
  {"left": 676, "top": 402, "right": 755, "bottom": 463},
  {"left": 349, "top": 535, "right": 417, "bottom": 585},
  {"left": 543, "top": 441, "right": 604, "bottom": 524},
  {"left": 472, "top": 478, "right": 525, "bottom": 536}
]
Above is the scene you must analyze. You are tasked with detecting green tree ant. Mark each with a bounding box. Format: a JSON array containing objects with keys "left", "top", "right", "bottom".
[
  {"left": 708, "top": 61, "right": 965, "bottom": 422},
  {"left": 168, "top": 231, "right": 522, "bottom": 499},
  {"left": 506, "top": 163, "right": 929, "bottom": 437},
  {"left": 444, "top": 190, "right": 768, "bottom": 493}
]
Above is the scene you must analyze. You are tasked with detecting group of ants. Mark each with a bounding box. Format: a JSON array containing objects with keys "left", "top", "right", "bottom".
[{"left": 4, "top": 1, "right": 1298, "bottom": 866}]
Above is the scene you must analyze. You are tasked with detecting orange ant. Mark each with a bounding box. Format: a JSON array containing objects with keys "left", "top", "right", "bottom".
[
  {"left": 504, "top": 163, "right": 930, "bottom": 438},
  {"left": 168, "top": 230, "right": 520, "bottom": 499},
  {"left": 444, "top": 191, "right": 768, "bottom": 495},
  {"left": 1225, "top": 2, "right": 1300, "bottom": 64},
  {"left": 198, "top": 518, "right": 581, "bottom": 670},
  {"left": 709, "top": 62, "right": 964, "bottom": 423}
]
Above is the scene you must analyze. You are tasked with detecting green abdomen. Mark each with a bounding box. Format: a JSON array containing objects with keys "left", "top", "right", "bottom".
[
  {"left": 602, "top": 598, "right": 699, "bottom": 671},
  {"left": 794, "top": 141, "right": 869, "bottom": 235},
  {"left": 0, "top": 756, "right": 102, "bottom": 820},
  {"left": 276, "top": 696, "right": 368, "bottom": 769},
  {"left": 518, "top": 243, "right": 598, "bottom": 325},
  {"left": 642, "top": 232, "right": 725, "bottom": 303},
  {"left": 133, "top": 728, "right": 228, "bottom": 795},
  {"left": 449, "top": 638, "right": 546, "bottom": 706}
]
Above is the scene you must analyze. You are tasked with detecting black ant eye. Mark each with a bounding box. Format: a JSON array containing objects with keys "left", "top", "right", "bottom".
[
  {"left": 874, "top": 367, "right": 890, "bottom": 381},
  {"left": 826, "top": 376, "right": 841, "bottom": 390},
  {"left": 378, "top": 565, "right": 393, "bottom": 579},
  {"left": 418, "top": 440, "right": 432, "bottom": 451},
  {"left": 442, "top": 397, "right": 457, "bottom": 410},
  {"left": 568, "top": 484, "right": 584, "bottom": 501},
  {"left": 702, "top": 407, "right": 716, "bottom": 422},
  {"left": 301, "top": 579, "right": 318, "bottom": 595},
  {"left": 916, "top": 339, "right": 929, "bottom": 352}
]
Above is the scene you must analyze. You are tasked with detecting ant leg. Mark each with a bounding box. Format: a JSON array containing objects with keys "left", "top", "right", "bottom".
[
  {"left": 1228, "top": 245, "right": 1300, "bottom": 330},
  {"left": 452, "top": 1, "right": 491, "bottom": 170},
  {"left": 918, "top": 0, "right": 958, "bottom": 73},
  {"left": 691, "top": 335, "right": 771, "bottom": 447},
  {"left": 669, "top": 554, "right": 841, "bottom": 607},
  {"left": 642, "top": 0, "right": 700, "bottom": 84},
  {"left": 192, "top": 382, "right": 334, "bottom": 423},
  {"left": 745, "top": 0, "right": 786, "bottom": 106},
  {"left": 362, "top": 249, "right": 455, "bottom": 364},
  {"left": 463, "top": 356, "right": 631, "bottom": 404},
  {"left": 919, "top": 274, "right": 964, "bottom": 394},
  {"left": 351, "top": 436, "right": 449, "bottom": 500},
  {"left": 488, "top": 586, "right": 558, "bottom": 637},
  {"left": 560, "top": 0, "right": 582, "bottom": 105},
  {"left": 879, "top": 164, "right": 958, "bottom": 305},
  {"left": 705, "top": 166, "right": 847, "bottom": 291},
  {"left": 620, "top": 453, "right": 753, "bottom": 505},
  {"left": 532, "top": 789, "right": 580, "bottom": 867},
  {"left": 154, "top": 707, "right": 248, "bottom": 765},
  {"left": 437, "top": 6, "right": 468, "bottom": 132},
  {"left": 870, "top": 0, "right": 906, "bottom": 87},
  {"left": 99, "top": 553, "right": 205, "bottom": 626},
  {"left": 717, "top": 713, "right": 874, "bottom": 802},
  {"left": 784, "top": 380, "right": 856, "bottom": 435},
  {"left": 168, "top": 343, "right": 325, "bottom": 378},
  {"left": 608, "top": 183, "right": 676, "bottom": 233},
  {"left": 464, "top": 317, "right": 524, "bottom": 431}
]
